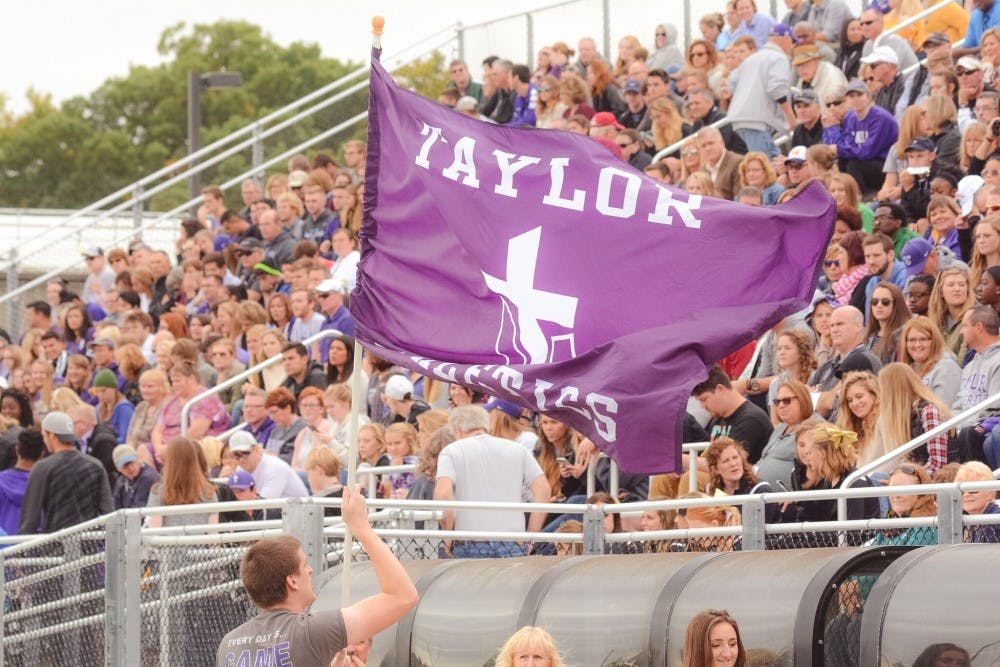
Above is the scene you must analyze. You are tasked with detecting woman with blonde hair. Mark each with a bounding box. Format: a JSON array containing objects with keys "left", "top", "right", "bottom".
[
  {"left": 683, "top": 171, "right": 719, "bottom": 198},
  {"left": 146, "top": 436, "right": 217, "bottom": 528},
  {"left": 614, "top": 34, "right": 642, "bottom": 83},
  {"left": 678, "top": 141, "right": 702, "bottom": 184},
  {"left": 535, "top": 75, "right": 568, "bottom": 129},
  {"left": 897, "top": 315, "right": 962, "bottom": 407},
  {"left": 213, "top": 301, "right": 243, "bottom": 344},
  {"left": 266, "top": 173, "right": 288, "bottom": 200},
  {"left": 786, "top": 424, "right": 880, "bottom": 527},
  {"left": 737, "top": 152, "right": 783, "bottom": 205},
  {"left": 980, "top": 27, "right": 1000, "bottom": 83},
  {"left": 826, "top": 172, "right": 874, "bottom": 233},
  {"left": 960, "top": 121, "right": 987, "bottom": 174},
  {"left": 258, "top": 329, "right": 288, "bottom": 390},
  {"left": 558, "top": 75, "right": 595, "bottom": 121},
  {"left": 648, "top": 97, "right": 683, "bottom": 152},
  {"left": 487, "top": 400, "right": 538, "bottom": 452},
  {"left": 340, "top": 183, "right": 364, "bottom": 234},
  {"left": 276, "top": 191, "right": 304, "bottom": 239},
  {"left": 495, "top": 626, "right": 565, "bottom": 667},
  {"left": 806, "top": 144, "right": 839, "bottom": 182},
  {"left": 25, "top": 359, "right": 55, "bottom": 419},
  {"left": 125, "top": 368, "right": 170, "bottom": 450},
  {"left": 921, "top": 94, "right": 960, "bottom": 165},
  {"left": 407, "top": 425, "right": 453, "bottom": 501},
  {"left": 927, "top": 266, "right": 976, "bottom": 356},
  {"left": 836, "top": 371, "right": 881, "bottom": 466},
  {"left": 51, "top": 386, "right": 86, "bottom": 413},
  {"left": 682, "top": 493, "right": 742, "bottom": 552},
  {"left": 765, "top": 328, "right": 817, "bottom": 419},
  {"left": 877, "top": 104, "right": 925, "bottom": 201},
  {"left": 925, "top": 194, "right": 962, "bottom": 258},
  {"left": 682, "top": 609, "right": 747, "bottom": 667},
  {"left": 875, "top": 363, "right": 952, "bottom": 475},
  {"left": 970, "top": 215, "right": 1000, "bottom": 289}
]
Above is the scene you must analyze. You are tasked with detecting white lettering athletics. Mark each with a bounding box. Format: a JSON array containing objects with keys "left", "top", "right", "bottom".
[
  {"left": 415, "top": 123, "right": 444, "bottom": 169},
  {"left": 647, "top": 185, "right": 703, "bottom": 229},
  {"left": 541, "top": 157, "right": 586, "bottom": 211},
  {"left": 596, "top": 167, "right": 641, "bottom": 218},
  {"left": 483, "top": 228, "right": 578, "bottom": 364}
]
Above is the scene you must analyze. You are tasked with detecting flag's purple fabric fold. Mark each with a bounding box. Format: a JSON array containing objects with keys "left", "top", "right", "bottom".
[{"left": 353, "top": 51, "right": 835, "bottom": 474}]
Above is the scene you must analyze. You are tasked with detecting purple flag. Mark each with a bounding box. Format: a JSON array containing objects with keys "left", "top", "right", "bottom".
[{"left": 351, "top": 50, "right": 834, "bottom": 474}]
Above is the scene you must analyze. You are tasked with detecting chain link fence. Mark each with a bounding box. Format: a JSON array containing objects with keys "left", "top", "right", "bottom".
[{"left": 2, "top": 526, "right": 107, "bottom": 666}]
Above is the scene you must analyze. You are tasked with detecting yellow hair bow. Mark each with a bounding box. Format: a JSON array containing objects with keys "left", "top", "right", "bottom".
[{"left": 821, "top": 425, "right": 858, "bottom": 452}]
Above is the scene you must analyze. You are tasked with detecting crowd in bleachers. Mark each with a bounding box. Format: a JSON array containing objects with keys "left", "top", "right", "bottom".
[{"left": 1, "top": 0, "right": 1000, "bottom": 553}]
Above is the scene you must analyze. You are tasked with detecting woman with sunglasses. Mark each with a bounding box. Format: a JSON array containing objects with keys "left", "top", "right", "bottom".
[
  {"left": 757, "top": 380, "right": 818, "bottom": 488},
  {"left": 865, "top": 282, "right": 909, "bottom": 364},
  {"left": 871, "top": 462, "right": 938, "bottom": 546},
  {"left": 875, "top": 363, "right": 953, "bottom": 475},
  {"left": 535, "top": 74, "right": 567, "bottom": 129}
]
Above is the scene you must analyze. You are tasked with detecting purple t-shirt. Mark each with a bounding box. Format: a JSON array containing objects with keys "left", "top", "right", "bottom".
[{"left": 0, "top": 468, "right": 29, "bottom": 536}]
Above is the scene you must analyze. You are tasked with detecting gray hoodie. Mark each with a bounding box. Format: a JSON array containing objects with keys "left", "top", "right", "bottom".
[
  {"left": 922, "top": 353, "right": 962, "bottom": 410},
  {"left": 953, "top": 341, "right": 1000, "bottom": 421},
  {"left": 646, "top": 23, "right": 684, "bottom": 71}
]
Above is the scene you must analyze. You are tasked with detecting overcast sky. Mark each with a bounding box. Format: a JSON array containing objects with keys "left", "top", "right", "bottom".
[{"left": 1, "top": 0, "right": 746, "bottom": 115}]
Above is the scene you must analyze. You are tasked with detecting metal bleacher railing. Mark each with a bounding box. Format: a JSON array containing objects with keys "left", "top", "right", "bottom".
[{"left": 4, "top": 479, "right": 999, "bottom": 665}]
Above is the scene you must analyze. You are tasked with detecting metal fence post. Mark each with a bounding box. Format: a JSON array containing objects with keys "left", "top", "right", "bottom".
[
  {"left": 602, "top": 0, "right": 612, "bottom": 62},
  {"left": 282, "top": 498, "right": 325, "bottom": 573},
  {"left": 104, "top": 511, "right": 142, "bottom": 667},
  {"left": 937, "top": 487, "right": 964, "bottom": 544},
  {"left": 6, "top": 248, "right": 18, "bottom": 343},
  {"left": 582, "top": 504, "right": 606, "bottom": 555},
  {"left": 740, "top": 497, "right": 766, "bottom": 551},
  {"left": 456, "top": 22, "right": 465, "bottom": 62},
  {"left": 0, "top": 548, "right": 5, "bottom": 667},
  {"left": 525, "top": 13, "right": 534, "bottom": 71},
  {"left": 252, "top": 121, "right": 265, "bottom": 183},
  {"left": 683, "top": 0, "right": 692, "bottom": 54},
  {"left": 131, "top": 184, "right": 144, "bottom": 231}
]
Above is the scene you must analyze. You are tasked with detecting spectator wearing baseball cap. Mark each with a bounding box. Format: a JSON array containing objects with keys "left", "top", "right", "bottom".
[
  {"left": 618, "top": 79, "right": 647, "bottom": 130},
  {"left": 899, "top": 137, "right": 937, "bottom": 225},
  {"left": 111, "top": 444, "right": 160, "bottom": 510},
  {"left": 20, "top": 412, "right": 113, "bottom": 534},
  {"left": 823, "top": 80, "right": 899, "bottom": 197},
  {"left": 382, "top": 375, "right": 430, "bottom": 426},
  {"left": 217, "top": 469, "right": 282, "bottom": 522},
  {"left": 589, "top": 111, "right": 623, "bottom": 139},
  {"left": 790, "top": 90, "right": 824, "bottom": 149},
  {"left": 860, "top": 46, "right": 909, "bottom": 119},
  {"left": 484, "top": 397, "right": 539, "bottom": 453},
  {"left": 227, "top": 430, "right": 308, "bottom": 499}
]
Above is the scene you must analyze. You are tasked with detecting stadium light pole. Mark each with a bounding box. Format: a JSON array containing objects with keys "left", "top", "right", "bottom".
[{"left": 187, "top": 70, "right": 243, "bottom": 213}]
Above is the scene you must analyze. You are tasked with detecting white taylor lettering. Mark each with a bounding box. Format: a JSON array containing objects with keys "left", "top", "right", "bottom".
[
  {"left": 596, "top": 167, "right": 641, "bottom": 219},
  {"left": 411, "top": 123, "right": 704, "bottom": 230},
  {"left": 541, "top": 157, "right": 586, "bottom": 211},
  {"left": 492, "top": 150, "right": 541, "bottom": 198},
  {"left": 415, "top": 123, "right": 444, "bottom": 169},
  {"left": 441, "top": 136, "right": 480, "bottom": 188}
]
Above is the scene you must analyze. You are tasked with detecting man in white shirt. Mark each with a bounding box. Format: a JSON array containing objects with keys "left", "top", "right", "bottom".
[
  {"left": 433, "top": 405, "right": 550, "bottom": 558},
  {"left": 228, "top": 431, "right": 308, "bottom": 499}
]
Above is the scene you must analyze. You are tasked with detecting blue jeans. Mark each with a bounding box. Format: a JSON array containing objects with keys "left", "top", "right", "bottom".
[
  {"left": 984, "top": 430, "right": 1000, "bottom": 469},
  {"left": 735, "top": 128, "right": 779, "bottom": 159},
  {"left": 451, "top": 540, "right": 528, "bottom": 559}
]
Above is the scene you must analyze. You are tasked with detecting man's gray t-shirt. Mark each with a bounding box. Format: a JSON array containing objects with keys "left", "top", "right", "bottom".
[
  {"left": 216, "top": 608, "right": 346, "bottom": 667},
  {"left": 437, "top": 433, "right": 544, "bottom": 532}
]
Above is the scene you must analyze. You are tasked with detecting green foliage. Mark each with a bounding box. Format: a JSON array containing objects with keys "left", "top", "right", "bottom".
[
  {"left": 0, "top": 20, "right": 366, "bottom": 210},
  {"left": 393, "top": 51, "right": 451, "bottom": 100}
]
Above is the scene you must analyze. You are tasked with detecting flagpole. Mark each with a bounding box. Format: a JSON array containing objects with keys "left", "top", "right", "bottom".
[{"left": 340, "top": 15, "right": 383, "bottom": 610}]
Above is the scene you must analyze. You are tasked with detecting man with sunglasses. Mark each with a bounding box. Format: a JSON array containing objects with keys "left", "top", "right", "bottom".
[
  {"left": 858, "top": 8, "right": 918, "bottom": 73},
  {"left": 791, "top": 89, "right": 825, "bottom": 148},
  {"left": 823, "top": 79, "right": 898, "bottom": 197},
  {"left": 227, "top": 430, "right": 308, "bottom": 500}
]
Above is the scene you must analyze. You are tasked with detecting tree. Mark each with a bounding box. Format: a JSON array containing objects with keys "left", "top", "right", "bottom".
[{"left": 0, "top": 20, "right": 366, "bottom": 210}]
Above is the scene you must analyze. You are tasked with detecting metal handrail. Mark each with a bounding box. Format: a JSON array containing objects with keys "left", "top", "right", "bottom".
[
  {"left": 652, "top": 117, "right": 726, "bottom": 163},
  {"left": 0, "top": 24, "right": 460, "bottom": 274},
  {"left": 180, "top": 328, "right": 342, "bottom": 435},
  {"left": 838, "top": 388, "right": 1000, "bottom": 521},
  {"left": 875, "top": 0, "right": 955, "bottom": 48},
  {"left": 0, "top": 26, "right": 460, "bottom": 308}
]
